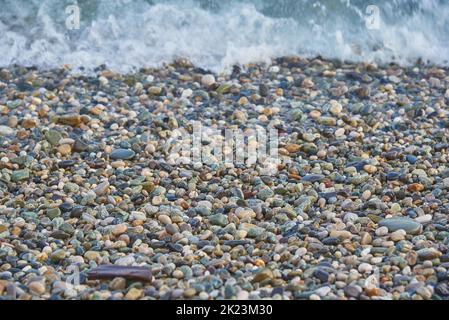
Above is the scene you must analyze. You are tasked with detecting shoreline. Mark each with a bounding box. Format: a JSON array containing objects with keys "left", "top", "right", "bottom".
[{"left": 1, "top": 56, "right": 449, "bottom": 300}]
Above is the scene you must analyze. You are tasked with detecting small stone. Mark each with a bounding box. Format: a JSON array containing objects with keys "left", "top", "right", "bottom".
[
  {"left": 45, "top": 130, "right": 63, "bottom": 145},
  {"left": 363, "top": 165, "right": 377, "bottom": 174},
  {"left": 11, "top": 169, "right": 30, "bottom": 182},
  {"left": 110, "top": 149, "right": 136, "bottom": 160},
  {"left": 257, "top": 188, "right": 274, "bottom": 200},
  {"left": 28, "top": 281, "right": 46, "bottom": 295},
  {"left": 125, "top": 288, "right": 143, "bottom": 300},
  {"left": 365, "top": 286, "right": 381, "bottom": 297},
  {"left": 172, "top": 270, "right": 184, "bottom": 279},
  {"left": 329, "top": 230, "right": 353, "bottom": 240},
  {"left": 285, "top": 144, "right": 301, "bottom": 153},
  {"left": 46, "top": 208, "right": 61, "bottom": 219},
  {"left": 63, "top": 182, "right": 80, "bottom": 193},
  {"left": 59, "top": 223, "right": 75, "bottom": 235},
  {"left": 165, "top": 223, "right": 179, "bottom": 235},
  {"left": 408, "top": 183, "right": 424, "bottom": 192},
  {"left": 386, "top": 172, "right": 400, "bottom": 180},
  {"left": 184, "top": 288, "right": 197, "bottom": 298},
  {"left": 158, "top": 214, "right": 172, "bottom": 225},
  {"left": 57, "top": 114, "right": 82, "bottom": 127},
  {"left": 73, "top": 139, "right": 88, "bottom": 152},
  {"left": 148, "top": 86, "right": 162, "bottom": 96},
  {"left": 344, "top": 285, "right": 362, "bottom": 298},
  {"left": 57, "top": 144, "right": 72, "bottom": 156},
  {"left": 335, "top": 128, "right": 345, "bottom": 137},
  {"left": 378, "top": 217, "right": 422, "bottom": 235},
  {"left": 259, "top": 83, "right": 269, "bottom": 97},
  {"left": 375, "top": 226, "right": 389, "bottom": 236},
  {"left": 50, "top": 249, "right": 66, "bottom": 262},
  {"left": 302, "top": 174, "right": 325, "bottom": 183},
  {"left": 329, "top": 100, "right": 342, "bottom": 115},
  {"left": 209, "top": 213, "right": 228, "bottom": 227},
  {"left": 0, "top": 125, "right": 14, "bottom": 136},
  {"left": 417, "top": 248, "right": 442, "bottom": 261},
  {"left": 112, "top": 224, "right": 128, "bottom": 236},
  {"left": 201, "top": 74, "right": 215, "bottom": 87},
  {"left": 406, "top": 251, "right": 418, "bottom": 266},
  {"left": 109, "top": 277, "right": 127, "bottom": 291},
  {"left": 360, "top": 232, "right": 372, "bottom": 245},
  {"left": 416, "top": 287, "right": 432, "bottom": 300},
  {"left": 94, "top": 181, "right": 110, "bottom": 196},
  {"left": 314, "top": 269, "right": 329, "bottom": 282},
  {"left": 253, "top": 268, "right": 274, "bottom": 283},
  {"left": 390, "top": 229, "right": 406, "bottom": 241},
  {"left": 358, "top": 263, "right": 373, "bottom": 274},
  {"left": 406, "top": 155, "right": 417, "bottom": 164},
  {"left": 84, "top": 251, "right": 101, "bottom": 262}
]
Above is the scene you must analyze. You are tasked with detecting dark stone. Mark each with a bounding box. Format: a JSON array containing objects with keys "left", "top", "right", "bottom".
[
  {"left": 406, "top": 155, "right": 417, "bottom": 164},
  {"left": 386, "top": 172, "right": 400, "bottom": 180},
  {"left": 110, "top": 149, "right": 136, "bottom": 160},
  {"left": 435, "top": 283, "right": 449, "bottom": 296},
  {"left": 58, "top": 160, "right": 76, "bottom": 168},
  {"left": 314, "top": 268, "right": 329, "bottom": 283},
  {"left": 301, "top": 174, "right": 325, "bottom": 183}
]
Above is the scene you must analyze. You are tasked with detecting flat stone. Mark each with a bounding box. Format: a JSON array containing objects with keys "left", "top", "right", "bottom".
[
  {"left": 28, "top": 281, "right": 46, "bottom": 295},
  {"left": 112, "top": 223, "right": 128, "bottom": 236},
  {"left": 94, "top": 181, "right": 110, "bottom": 196},
  {"left": 50, "top": 249, "right": 66, "bottom": 262},
  {"left": 201, "top": 74, "right": 215, "bottom": 87},
  {"left": 301, "top": 174, "right": 325, "bottom": 183},
  {"left": 125, "top": 288, "right": 143, "bottom": 300},
  {"left": 252, "top": 268, "right": 273, "bottom": 283},
  {"left": 57, "top": 114, "right": 82, "bottom": 126},
  {"left": 46, "top": 207, "right": 61, "bottom": 219},
  {"left": 378, "top": 217, "right": 422, "bottom": 235},
  {"left": 417, "top": 248, "right": 442, "bottom": 261},
  {"left": 84, "top": 251, "right": 101, "bottom": 262},
  {"left": 208, "top": 213, "right": 228, "bottom": 227},
  {"left": 0, "top": 125, "right": 14, "bottom": 136},
  {"left": 45, "top": 130, "right": 63, "bottom": 146},
  {"left": 257, "top": 188, "right": 274, "bottom": 200},
  {"left": 11, "top": 169, "right": 30, "bottom": 182},
  {"left": 110, "top": 149, "right": 136, "bottom": 160},
  {"left": 344, "top": 285, "right": 362, "bottom": 298}
]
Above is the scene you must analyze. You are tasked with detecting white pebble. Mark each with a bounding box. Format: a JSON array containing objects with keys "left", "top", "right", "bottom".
[{"left": 375, "top": 226, "right": 389, "bottom": 236}]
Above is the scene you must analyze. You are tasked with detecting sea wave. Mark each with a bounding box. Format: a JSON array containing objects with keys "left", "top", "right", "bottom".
[{"left": 0, "top": 0, "right": 448, "bottom": 73}]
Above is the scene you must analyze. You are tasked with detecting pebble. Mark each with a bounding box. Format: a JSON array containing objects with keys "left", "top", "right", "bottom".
[
  {"left": 94, "top": 181, "right": 110, "bottom": 196},
  {"left": 11, "top": 169, "right": 30, "bottom": 182},
  {"left": 378, "top": 218, "right": 422, "bottom": 235},
  {"left": 1, "top": 58, "right": 448, "bottom": 301},
  {"left": 112, "top": 224, "right": 128, "bottom": 236},
  {"left": 201, "top": 74, "right": 215, "bottom": 87},
  {"left": 0, "top": 125, "right": 14, "bottom": 136},
  {"left": 28, "top": 281, "right": 46, "bottom": 295},
  {"left": 110, "top": 149, "right": 136, "bottom": 160},
  {"left": 125, "top": 288, "right": 143, "bottom": 300},
  {"left": 417, "top": 248, "right": 442, "bottom": 261},
  {"left": 253, "top": 268, "right": 274, "bottom": 283}
]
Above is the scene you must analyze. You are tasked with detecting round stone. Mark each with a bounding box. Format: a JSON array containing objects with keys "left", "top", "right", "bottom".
[
  {"left": 378, "top": 218, "right": 422, "bottom": 235},
  {"left": 201, "top": 74, "right": 216, "bottom": 87},
  {"left": 110, "top": 149, "right": 136, "bottom": 160}
]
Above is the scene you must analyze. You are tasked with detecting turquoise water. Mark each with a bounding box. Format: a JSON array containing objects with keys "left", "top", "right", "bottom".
[{"left": 0, "top": 0, "right": 448, "bottom": 72}]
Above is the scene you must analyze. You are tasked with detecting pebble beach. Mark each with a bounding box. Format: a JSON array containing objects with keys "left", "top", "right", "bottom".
[{"left": 1, "top": 56, "right": 449, "bottom": 300}]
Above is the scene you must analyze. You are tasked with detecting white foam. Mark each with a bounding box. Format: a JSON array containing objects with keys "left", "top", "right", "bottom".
[{"left": 0, "top": 0, "right": 448, "bottom": 74}]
